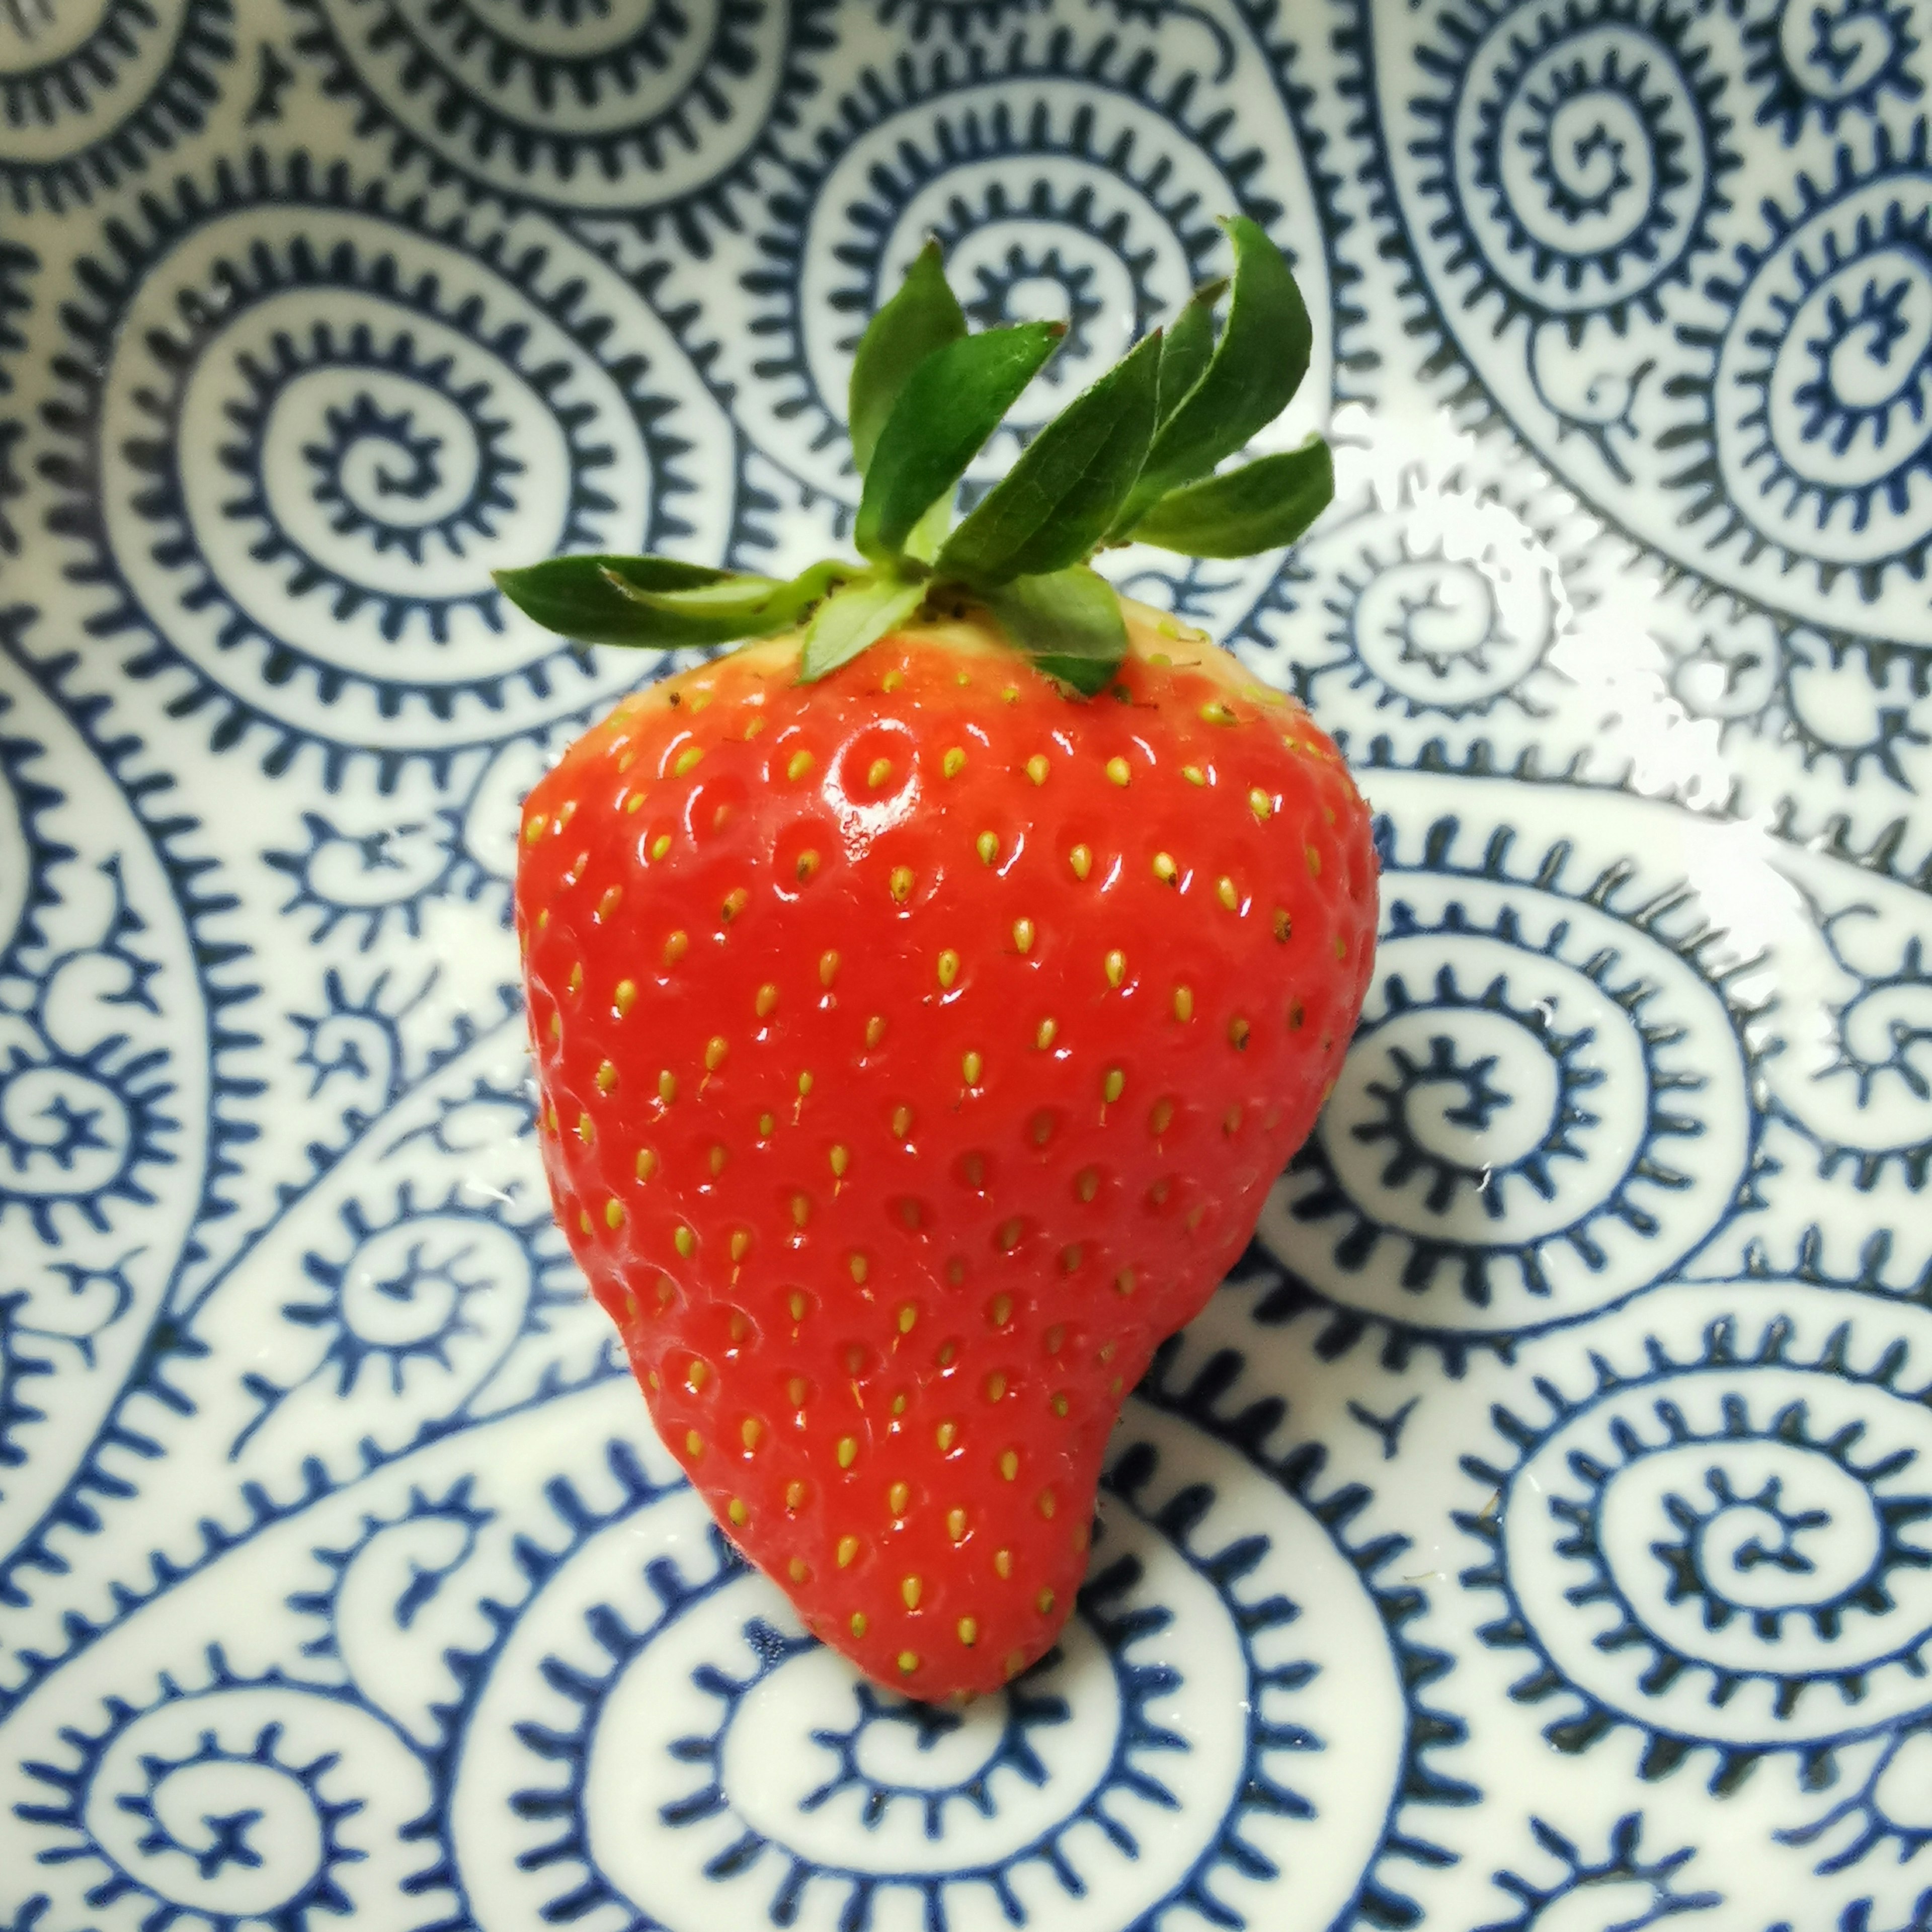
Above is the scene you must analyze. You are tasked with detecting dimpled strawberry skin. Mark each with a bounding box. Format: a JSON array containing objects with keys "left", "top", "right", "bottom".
[{"left": 516, "top": 609, "right": 1378, "bottom": 1699}]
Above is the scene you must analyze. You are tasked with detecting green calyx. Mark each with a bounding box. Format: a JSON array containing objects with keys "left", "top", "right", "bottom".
[{"left": 492, "top": 216, "right": 1332, "bottom": 692}]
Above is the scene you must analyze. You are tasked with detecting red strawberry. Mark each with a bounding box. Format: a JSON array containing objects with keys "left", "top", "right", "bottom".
[
  {"left": 501, "top": 217, "right": 1378, "bottom": 1697},
  {"left": 514, "top": 607, "right": 1376, "bottom": 1696}
]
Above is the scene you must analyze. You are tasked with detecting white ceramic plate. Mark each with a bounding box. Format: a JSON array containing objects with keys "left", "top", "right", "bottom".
[{"left": 4, "top": 1, "right": 1932, "bottom": 1926}]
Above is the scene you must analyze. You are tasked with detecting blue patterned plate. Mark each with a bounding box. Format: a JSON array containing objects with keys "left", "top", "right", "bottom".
[{"left": 4, "top": 0, "right": 1932, "bottom": 1925}]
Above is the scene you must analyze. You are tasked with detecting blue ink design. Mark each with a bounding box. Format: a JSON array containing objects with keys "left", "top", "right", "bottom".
[
  {"left": 1745, "top": 0, "right": 1922, "bottom": 140},
  {"left": 0, "top": 239, "right": 28, "bottom": 558},
  {"left": 1406, "top": 0, "right": 1738, "bottom": 328},
  {"left": 270, "top": 812, "right": 470, "bottom": 951},
  {"left": 13, "top": 1650, "right": 412, "bottom": 1928},
  {"left": 1252, "top": 811, "right": 1761, "bottom": 1369},
  {"left": 800, "top": 1677, "right": 1074, "bottom": 1836},
  {"left": 243, "top": 37, "right": 295, "bottom": 122},
  {"left": 34, "top": 152, "right": 716, "bottom": 783},
  {"left": 0, "top": 0, "right": 236, "bottom": 213},
  {"left": 1347, "top": 1396, "right": 1420, "bottom": 1459},
  {"left": 1462, "top": 1289, "right": 1932, "bottom": 1791},
  {"left": 285, "top": 0, "right": 840, "bottom": 239},
  {"left": 738, "top": 27, "right": 1330, "bottom": 491},
  {"left": 1669, "top": 120, "right": 1932, "bottom": 605},
  {"left": 1478, "top": 1812, "right": 1720, "bottom": 1930},
  {"left": 0, "top": 843, "right": 178, "bottom": 1246},
  {"left": 295, "top": 1478, "right": 496, "bottom": 1663},
  {"left": 1781, "top": 1719, "right": 1932, "bottom": 1872},
  {"left": 1779, "top": 887, "right": 1932, "bottom": 1189},
  {"left": 5, "top": 1, "right": 1932, "bottom": 1924}
]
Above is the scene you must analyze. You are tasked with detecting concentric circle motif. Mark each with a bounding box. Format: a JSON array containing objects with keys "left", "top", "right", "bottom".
[
  {"left": 0, "top": 0, "right": 232, "bottom": 211},
  {"left": 287, "top": 0, "right": 835, "bottom": 226},
  {"left": 1743, "top": 0, "right": 1923, "bottom": 141},
  {"left": 448, "top": 1402, "right": 1433, "bottom": 1932},
  {"left": 1464, "top": 1282, "right": 1932, "bottom": 1785},
  {"left": 1676, "top": 138, "right": 1932, "bottom": 601},
  {"left": 38, "top": 154, "right": 735, "bottom": 780},
  {"left": 14, "top": 1666, "right": 446, "bottom": 1926},
  {"left": 1255, "top": 810, "right": 1755, "bottom": 1356},
  {"left": 1407, "top": 0, "right": 1735, "bottom": 329},
  {"left": 716, "top": 26, "right": 1332, "bottom": 639}
]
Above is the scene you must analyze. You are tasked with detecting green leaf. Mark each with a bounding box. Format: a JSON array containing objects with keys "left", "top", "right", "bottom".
[
  {"left": 799, "top": 574, "right": 929, "bottom": 681},
  {"left": 981, "top": 565, "right": 1128, "bottom": 693},
  {"left": 934, "top": 330, "right": 1162, "bottom": 588},
  {"left": 848, "top": 240, "right": 968, "bottom": 476},
  {"left": 1131, "top": 439, "right": 1335, "bottom": 558},
  {"left": 902, "top": 490, "right": 954, "bottom": 566},
  {"left": 493, "top": 554, "right": 738, "bottom": 646},
  {"left": 1112, "top": 217, "right": 1312, "bottom": 536},
  {"left": 603, "top": 557, "right": 847, "bottom": 626},
  {"left": 1157, "top": 277, "right": 1226, "bottom": 428},
  {"left": 602, "top": 569, "right": 791, "bottom": 620},
  {"left": 600, "top": 557, "right": 851, "bottom": 646},
  {"left": 494, "top": 555, "right": 851, "bottom": 649},
  {"left": 854, "top": 322, "right": 1063, "bottom": 563}
]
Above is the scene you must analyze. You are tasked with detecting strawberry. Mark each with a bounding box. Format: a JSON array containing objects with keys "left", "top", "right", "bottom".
[{"left": 501, "top": 219, "right": 1378, "bottom": 1698}]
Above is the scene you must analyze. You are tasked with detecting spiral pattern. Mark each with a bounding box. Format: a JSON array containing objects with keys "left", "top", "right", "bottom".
[
  {"left": 288, "top": 0, "right": 813, "bottom": 215},
  {"left": 1352, "top": 559, "right": 1541, "bottom": 703},
  {"left": 47, "top": 160, "right": 733, "bottom": 770},
  {"left": 0, "top": 0, "right": 232, "bottom": 210},
  {"left": 1262, "top": 488, "right": 1566, "bottom": 722},
  {"left": 454, "top": 1403, "right": 1408, "bottom": 1932},
  {"left": 64, "top": 1006, "right": 616, "bottom": 1555},
  {"left": 11, "top": 0, "right": 1932, "bottom": 1918},
  {"left": 231, "top": 1169, "right": 586, "bottom": 1467},
  {"left": 272, "top": 805, "right": 461, "bottom": 948},
  {"left": 1755, "top": 854, "right": 1932, "bottom": 1188},
  {"left": 1256, "top": 811, "right": 1753, "bottom": 1342},
  {"left": 1710, "top": 170, "right": 1932, "bottom": 574},
  {"left": 0, "top": 668, "right": 210, "bottom": 1569},
  {"left": 1414, "top": 0, "right": 1730, "bottom": 325},
  {"left": 1379, "top": 0, "right": 1932, "bottom": 638},
  {"left": 16, "top": 1675, "right": 440, "bottom": 1926},
  {"left": 1744, "top": 0, "right": 1923, "bottom": 138},
  {"left": 1653, "top": 601, "right": 1787, "bottom": 724},
  {"left": 696, "top": 22, "right": 1332, "bottom": 638},
  {"left": 267, "top": 727, "right": 555, "bottom": 946},
  {"left": 1469, "top": 1282, "right": 1932, "bottom": 1755}
]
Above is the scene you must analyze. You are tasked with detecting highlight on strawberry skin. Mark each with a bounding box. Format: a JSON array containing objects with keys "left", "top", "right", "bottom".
[{"left": 501, "top": 220, "right": 1377, "bottom": 1701}]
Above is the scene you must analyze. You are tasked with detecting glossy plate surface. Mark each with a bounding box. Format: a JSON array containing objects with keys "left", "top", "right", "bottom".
[{"left": 3, "top": 0, "right": 1931, "bottom": 1925}]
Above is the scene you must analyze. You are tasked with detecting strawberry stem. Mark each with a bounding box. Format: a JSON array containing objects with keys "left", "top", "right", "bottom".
[{"left": 493, "top": 215, "right": 1333, "bottom": 689}]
